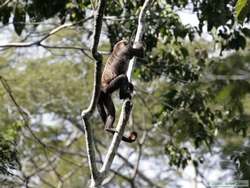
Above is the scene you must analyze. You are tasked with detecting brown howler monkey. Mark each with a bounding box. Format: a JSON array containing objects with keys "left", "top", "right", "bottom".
[{"left": 97, "top": 40, "right": 144, "bottom": 143}]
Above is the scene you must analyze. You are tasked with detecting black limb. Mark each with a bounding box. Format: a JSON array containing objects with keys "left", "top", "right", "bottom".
[
  {"left": 120, "top": 81, "right": 133, "bottom": 99},
  {"left": 103, "top": 74, "right": 128, "bottom": 94},
  {"left": 131, "top": 43, "right": 144, "bottom": 58},
  {"left": 104, "top": 128, "right": 137, "bottom": 143},
  {"left": 128, "top": 82, "right": 134, "bottom": 93},
  {"left": 99, "top": 74, "right": 136, "bottom": 143},
  {"left": 102, "top": 74, "right": 132, "bottom": 100},
  {"left": 97, "top": 91, "right": 107, "bottom": 123},
  {"left": 104, "top": 94, "right": 116, "bottom": 130}
]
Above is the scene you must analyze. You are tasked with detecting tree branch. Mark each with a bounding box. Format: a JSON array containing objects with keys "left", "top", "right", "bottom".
[
  {"left": 81, "top": 2, "right": 105, "bottom": 118},
  {"left": 80, "top": 1, "right": 153, "bottom": 187},
  {"left": 100, "top": 100, "right": 133, "bottom": 174},
  {"left": 127, "top": 0, "right": 153, "bottom": 81},
  {"left": 117, "top": 153, "right": 163, "bottom": 188},
  {"left": 80, "top": 0, "right": 106, "bottom": 187},
  {"left": 0, "top": 0, "right": 12, "bottom": 9},
  {"left": 97, "top": 0, "right": 153, "bottom": 185},
  {"left": 0, "top": 16, "right": 93, "bottom": 50}
]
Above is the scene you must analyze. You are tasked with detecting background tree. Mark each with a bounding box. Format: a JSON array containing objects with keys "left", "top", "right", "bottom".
[{"left": 0, "top": 0, "right": 250, "bottom": 187}]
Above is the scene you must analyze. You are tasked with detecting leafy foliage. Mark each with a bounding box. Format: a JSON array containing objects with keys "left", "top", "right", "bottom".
[
  {"left": 0, "top": 0, "right": 90, "bottom": 35},
  {"left": 236, "top": 0, "right": 249, "bottom": 22},
  {"left": 0, "top": 0, "right": 250, "bottom": 187},
  {"left": 0, "top": 109, "right": 21, "bottom": 176}
]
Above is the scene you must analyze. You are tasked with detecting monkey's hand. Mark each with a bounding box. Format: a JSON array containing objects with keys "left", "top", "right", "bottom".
[
  {"left": 119, "top": 82, "right": 134, "bottom": 100},
  {"left": 128, "top": 82, "right": 134, "bottom": 94}
]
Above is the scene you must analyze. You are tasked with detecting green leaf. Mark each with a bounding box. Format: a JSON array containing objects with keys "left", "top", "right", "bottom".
[
  {"left": 236, "top": 0, "right": 249, "bottom": 23},
  {"left": 215, "top": 85, "right": 233, "bottom": 103},
  {"left": 13, "top": 6, "right": 26, "bottom": 36}
]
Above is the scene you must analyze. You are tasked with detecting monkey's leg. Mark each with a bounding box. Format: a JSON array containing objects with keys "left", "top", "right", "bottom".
[
  {"left": 97, "top": 91, "right": 107, "bottom": 123},
  {"left": 104, "top": 94, "right": 137, "bottom": 143},
  {"left": 104, "top": 94, "right": 116, "bottom": 131}
]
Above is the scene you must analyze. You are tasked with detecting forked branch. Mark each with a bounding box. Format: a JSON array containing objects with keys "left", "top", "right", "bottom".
[
  {"left": 0, "top": 17, "right": 93, "bottom": 50},
  {"left": 81, "top": 0, "right": 153, "bottom": 187},
  {"left": 80, "top": 0, "right": 106, "bottom": 187},
  {"left": 127, "top": 0, "right": 153, "bottom": 80},
  {"left": 101, "top": 0, "right": 153, "bottom": 181}
]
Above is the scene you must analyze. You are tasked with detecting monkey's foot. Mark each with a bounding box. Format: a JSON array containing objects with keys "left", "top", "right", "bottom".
[
  {"left": 105, "top": 128, "right": 137, "bottom": 143},
  {"left": 122, "top": 131, "right": 137, "bottom": 143}
]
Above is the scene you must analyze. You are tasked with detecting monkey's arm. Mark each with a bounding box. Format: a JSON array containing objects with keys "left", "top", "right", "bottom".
[
  {"left": 102, "top": 74, "right": 133, "bottom": 99},
  {"left": 131, "top": 42, "right": 144, "bottom": 58}
]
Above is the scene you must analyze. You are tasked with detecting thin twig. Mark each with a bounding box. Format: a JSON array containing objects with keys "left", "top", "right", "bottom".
[
  {"left": 0, "top": 0, "right": 11, "bottom": 9},
  {"left": 117, "top": 152, "right": 163, "bottom": 188},
  {"left": 0, "top": 16, "right": 93, "bottom": 49}
]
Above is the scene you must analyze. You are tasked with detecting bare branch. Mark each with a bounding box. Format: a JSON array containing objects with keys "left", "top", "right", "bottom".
[
  {"left": 131, "top": 132, "right": 146, "bottom": 180},
  {"left": 80, "top": 0, "right": 106, "bottom": 187},
  {"left": 0, "top": 16, "right": 93, "bottom": 49},
  {"left": 117, "top": 153, "right": 163, "bottom": 188},
  {"left": 97, "top": 2, "right": 154, "bottom": 181},
  {"left": 103, "top": 16, "right": 136, "bottom": 21},
  {"left": 0, "top": 23, "right": 72, "bottom": 48},
  {"left": 80, "top": 1, "right": 154, "bottom": 187},
  {"left": 127, "top": 0, "right": 153, "bottom": 80},
  {"left": 39, "top": 44, "right": 94, "bottom": 60},
  {"left": 100, "top": 100, "right": 133, "bottom": 174},
  {"left": 81, "top": 0, "right": 106, "bottom": 118},
  {"left": 0, "top": 0, "right": 12, "bottom": 9},
  {"left": 0, "top": 76, "right": 29, "bottom": 124}
]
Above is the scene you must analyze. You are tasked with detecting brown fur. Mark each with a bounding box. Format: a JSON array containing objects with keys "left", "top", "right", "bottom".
[
  {"left": 98, "top": 40, "right": 144, "bottom": 143},
  {"left": 101, "top": 40, "right": 132, "bottom": 88}
]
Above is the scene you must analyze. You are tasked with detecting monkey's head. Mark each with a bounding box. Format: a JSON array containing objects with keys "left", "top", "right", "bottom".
[{"left": 113, "top": 40, "right": 144, "bottom": 60}]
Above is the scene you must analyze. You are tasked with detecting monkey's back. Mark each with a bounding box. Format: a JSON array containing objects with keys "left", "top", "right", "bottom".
[{"left": 101, "top": 43, "right": 130, "bottom": 88}]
